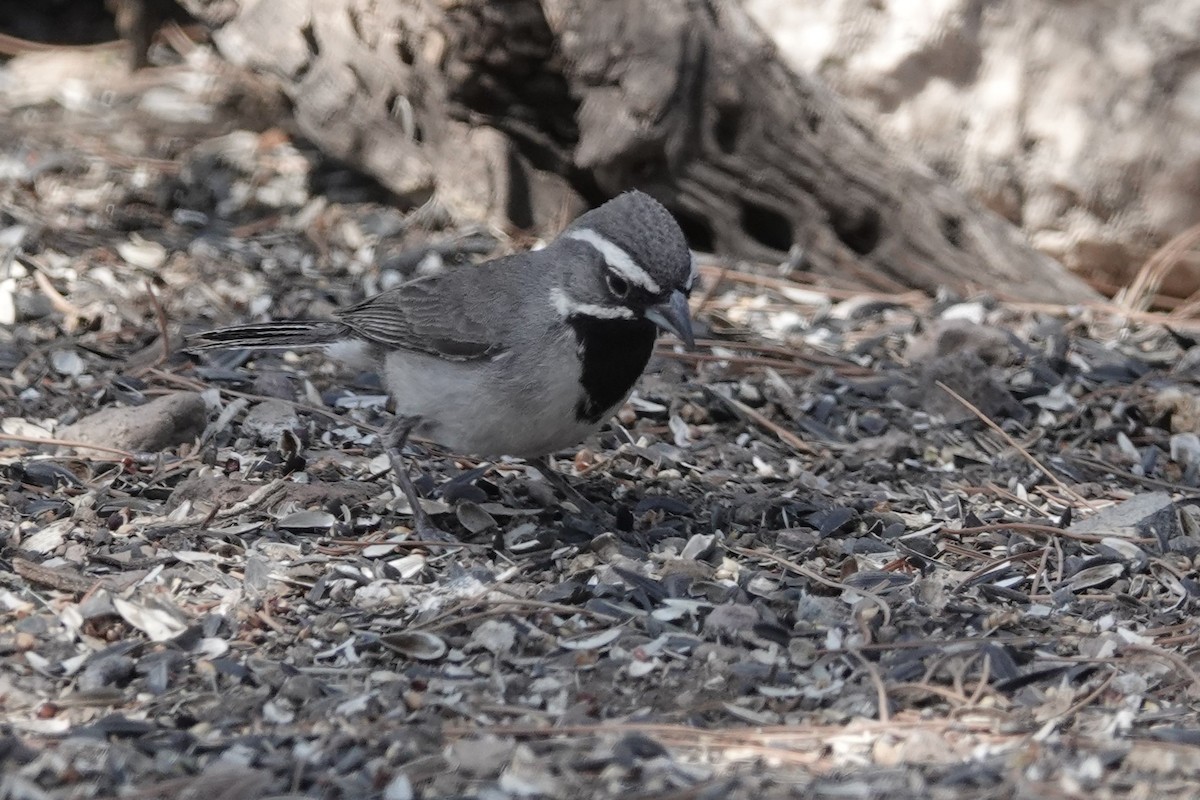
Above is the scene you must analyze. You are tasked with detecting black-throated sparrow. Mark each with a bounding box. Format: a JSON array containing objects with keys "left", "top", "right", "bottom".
[{"left": 190, "top": 190, "right": 696, "bottom": 537}]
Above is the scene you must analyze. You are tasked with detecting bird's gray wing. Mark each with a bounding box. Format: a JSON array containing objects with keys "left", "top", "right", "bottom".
[{"left": 334, "top": 270, "right": 507, "bottom": 361}]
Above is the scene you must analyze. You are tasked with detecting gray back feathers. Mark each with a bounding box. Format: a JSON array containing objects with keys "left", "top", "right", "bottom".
[{"left": 188, "top": 190, "right": 692, "bottom": 360}]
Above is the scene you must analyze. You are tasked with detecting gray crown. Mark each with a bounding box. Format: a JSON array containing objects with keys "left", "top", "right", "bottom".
[{"left": 567, "top": 191, "right": 694, "bottom": 296}]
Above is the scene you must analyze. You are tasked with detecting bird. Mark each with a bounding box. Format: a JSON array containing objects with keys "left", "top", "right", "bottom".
[{"left": 189, "top": 190, "right": 697, "bottom": 538}]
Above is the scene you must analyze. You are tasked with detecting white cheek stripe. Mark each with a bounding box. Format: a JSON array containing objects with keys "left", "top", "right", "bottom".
[
  {"left": 566, "top": 228, "right": 662, "bottom": 294},
  {"left": 549, "top": 287, "right": 635, "bottom": 320}
]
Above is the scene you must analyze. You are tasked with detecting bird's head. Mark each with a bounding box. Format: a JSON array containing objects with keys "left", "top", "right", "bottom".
[{"left": 550, "top": 190, "right": 696, "bottom": 348}]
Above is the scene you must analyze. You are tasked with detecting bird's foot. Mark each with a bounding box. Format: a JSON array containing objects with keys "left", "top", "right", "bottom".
[
  {"left": 408, "top": 518, "right": 460, "bottom": 545},
  {"left": 386, "top": 445, "right": 459, "bottom": 545},
  {"left": 533, "top": 456, "right": 617, "bottom": 529}
]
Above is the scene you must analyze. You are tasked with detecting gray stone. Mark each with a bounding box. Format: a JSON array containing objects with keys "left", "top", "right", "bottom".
[
  {"left": 241, "top": 399, "right": 301, "bottom": 443},
  {"left": 58, "top": 392, "right": 207, "bottom": 456},
  {"left": 1069, "top": 491, "right": 1177, "bottom": 543}
]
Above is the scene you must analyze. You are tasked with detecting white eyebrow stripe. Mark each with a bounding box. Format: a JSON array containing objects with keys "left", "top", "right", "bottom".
[
  {"left": 549, "top": 287, "right": 635, "bottom": 320},
  {"left": 566, "top": 228, "right": 662, "bottom": 294}
]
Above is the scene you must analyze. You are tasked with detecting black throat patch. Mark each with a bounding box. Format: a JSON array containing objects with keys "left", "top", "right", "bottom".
[{"left": 568, "top": 316, "right": 658, "bottom": 424}]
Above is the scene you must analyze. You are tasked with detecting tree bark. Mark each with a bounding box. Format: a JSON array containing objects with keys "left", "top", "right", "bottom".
[{"left": 178, "top": 0, "right": 1096, "bottom": 303}]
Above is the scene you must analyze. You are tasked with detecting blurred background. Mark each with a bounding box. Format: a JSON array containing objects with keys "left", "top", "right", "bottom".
[
  {"left": 1, "top": 0, "right": 1198, "bottom": 312},
  {"left": 746, "top": 0, "right": 1200, "bottom": 296}
]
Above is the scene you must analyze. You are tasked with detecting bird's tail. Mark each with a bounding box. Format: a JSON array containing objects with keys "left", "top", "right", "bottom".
[{"left": 187, "top": 320, "right": 347, "bottom": 351}]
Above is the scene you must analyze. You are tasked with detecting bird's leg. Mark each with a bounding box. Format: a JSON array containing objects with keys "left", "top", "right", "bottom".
[
  {"left": 532, "top": 455, "right": 615, "bottom": 526},
  {"left": 385, "top": 416, "right": 456, "bottom": 543}
]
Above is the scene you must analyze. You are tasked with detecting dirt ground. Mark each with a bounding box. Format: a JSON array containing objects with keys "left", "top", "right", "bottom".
[{"left": 2, "top": 46, "right": 1200, "bottom": 800}]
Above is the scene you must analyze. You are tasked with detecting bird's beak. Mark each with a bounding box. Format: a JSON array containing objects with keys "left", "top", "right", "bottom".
[{"left": 645, "top": 289, "right": 695, "bottom": 350}]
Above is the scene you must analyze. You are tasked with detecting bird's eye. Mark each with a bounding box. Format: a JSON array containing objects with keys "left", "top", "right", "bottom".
[{"left": 606, "top": 273, "right": 630, "bottom": 299}]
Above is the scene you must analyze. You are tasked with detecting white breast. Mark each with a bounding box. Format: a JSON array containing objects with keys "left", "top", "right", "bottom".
[{"left": 379, "top": 330, "right": 615, "bottom": 458}]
